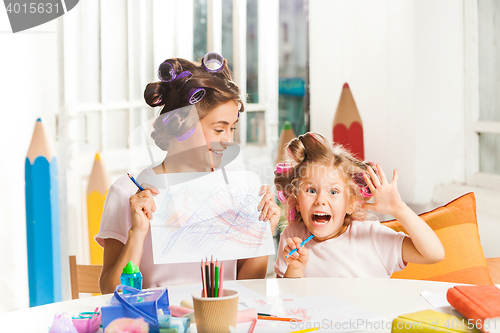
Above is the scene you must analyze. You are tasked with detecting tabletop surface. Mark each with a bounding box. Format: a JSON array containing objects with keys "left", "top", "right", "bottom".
[{"left": 0, "top": 277, "right": 482, "bottom": 333}]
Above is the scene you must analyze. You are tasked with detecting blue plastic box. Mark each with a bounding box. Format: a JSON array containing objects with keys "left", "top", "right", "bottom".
[{"left": 101, "top": 285, "right": 170, "bottom": 333}]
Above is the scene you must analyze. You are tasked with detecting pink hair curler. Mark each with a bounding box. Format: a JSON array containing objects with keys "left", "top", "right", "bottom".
[{"left": 275, "top": 162, "right": 292, "bottom": 174}]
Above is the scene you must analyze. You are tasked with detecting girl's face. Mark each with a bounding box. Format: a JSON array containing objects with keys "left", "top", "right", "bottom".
[
  {"left": 199, "top": 101, "right": 239, "bottom": 169},
  {"left": 296, "top": 164, "right": 354, "bottom": 241}
]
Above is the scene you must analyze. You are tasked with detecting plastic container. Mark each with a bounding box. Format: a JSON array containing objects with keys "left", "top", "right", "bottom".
[
  {"left": 120, "top": 261, "right": 142, "bottom": 293},
  {"left": 101, "top": 285, "right": 170, "bottom": 333}
]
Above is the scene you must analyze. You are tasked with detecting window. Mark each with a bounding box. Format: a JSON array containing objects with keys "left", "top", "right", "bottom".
[
  {"left": 193, "top": 0, "right": 278, "bottom": 148},
  {"left": 465, "top": 0, "right": 500, "bottom": 188},
  {"left": 60, "top": 0, "right": 155, "bottom": 262},
  {"left": 60, "top": 0, "right": 278, "bottom": 263}
]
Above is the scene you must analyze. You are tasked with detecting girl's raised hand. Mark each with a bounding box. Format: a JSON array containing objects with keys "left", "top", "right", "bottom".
[
  {"left": 257, "top": 185, "right": 280, "bottom": 233},
  {"left": 283, "top": 237, "right": 309, "bottom": 272},
  {"left": 129, "top": 183, "right": 159, "bottom": 236},
  {"left": 361, "top": 165, "right": 406, "bottom": 216}
]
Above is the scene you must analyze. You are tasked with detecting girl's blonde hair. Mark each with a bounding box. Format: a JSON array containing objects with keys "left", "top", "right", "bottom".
[{"left": 274, "top": 132, "right": 376, "bottom": 227}]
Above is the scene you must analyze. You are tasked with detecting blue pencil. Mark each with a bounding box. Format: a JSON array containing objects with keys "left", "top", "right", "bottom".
[
  {"left": 285, "top": 234, "right": 315, "bottom": 258},
  {"left": 127, "top": 173, "right": 145, "bottom": 191},
  {"left": 25, "top": 118, "right": 62, "bottom": 306}
]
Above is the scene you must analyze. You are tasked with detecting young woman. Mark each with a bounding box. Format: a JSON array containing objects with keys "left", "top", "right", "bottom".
[{"left": 97, "top": 53, "right": 280, "bottom": 293}]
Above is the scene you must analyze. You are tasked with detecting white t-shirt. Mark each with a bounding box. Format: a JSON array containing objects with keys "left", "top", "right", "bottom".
[
  {"left": 274, "top": 220, "right": 407, "bottom": 278},
  {"left": 95, "top": 167, "right": 237, "bottom": 288}
]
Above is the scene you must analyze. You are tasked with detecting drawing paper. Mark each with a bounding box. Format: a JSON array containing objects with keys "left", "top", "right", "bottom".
[{"left": 146, "top": 170, "right": 275, "bottom": 264}]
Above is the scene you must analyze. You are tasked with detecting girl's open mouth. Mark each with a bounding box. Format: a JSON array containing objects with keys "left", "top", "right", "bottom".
[{"left": 311, "top": 213, "right": 331, "bottom": 226}]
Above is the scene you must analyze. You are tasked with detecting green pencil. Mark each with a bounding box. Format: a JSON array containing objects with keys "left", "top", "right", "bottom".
[{"left": 214, "top": 262, "right": 219, "bottom": 297}]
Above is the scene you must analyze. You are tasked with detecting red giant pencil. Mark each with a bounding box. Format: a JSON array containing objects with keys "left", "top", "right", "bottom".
[{"left": 332, "top": 83, "right": 364, "bottom": 160}]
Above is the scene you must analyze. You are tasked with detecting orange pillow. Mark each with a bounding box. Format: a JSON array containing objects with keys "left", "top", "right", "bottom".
[{"left": 382, "top": 192, "right": 492, "bottom": 285}]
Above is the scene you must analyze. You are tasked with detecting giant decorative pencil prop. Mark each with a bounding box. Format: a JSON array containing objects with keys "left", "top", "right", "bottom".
[
  {"left": 86, "top": 152, "right": 111, "bottom": 265},
  {"left": 275, "top": 121, "right": 296, "bottom": 164},
  {"left": 332, "top": 83, "right": 364, "bottom": 160},
  {"left": 25, "top": 118, "right": 62, "bottom": 306}
]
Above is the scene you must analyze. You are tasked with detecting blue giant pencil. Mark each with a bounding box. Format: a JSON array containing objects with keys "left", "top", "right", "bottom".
[{"left": 25, "top": 118, "right": 61, "bottom": 306}]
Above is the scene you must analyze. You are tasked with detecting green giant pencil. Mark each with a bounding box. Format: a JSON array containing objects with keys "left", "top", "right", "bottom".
[{"left": 25, "top": 118, "right": 61, "bottom": 306}]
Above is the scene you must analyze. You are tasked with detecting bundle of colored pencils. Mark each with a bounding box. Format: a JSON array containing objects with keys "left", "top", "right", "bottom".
[{"left": 201, "top": 256, "right": 224, "bottom": 297}]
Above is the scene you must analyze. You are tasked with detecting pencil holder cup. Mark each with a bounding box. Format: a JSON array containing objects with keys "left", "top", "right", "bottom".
[{"left": 192, "top": 289, "right": 239, "bottom": 333}]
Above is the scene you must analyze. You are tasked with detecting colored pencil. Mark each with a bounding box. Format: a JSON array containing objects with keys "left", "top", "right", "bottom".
[
  {"left": 214, "top": 260, "right": 219, "bottom": 297},
  {"left": 25, "top": 118, "right": 62, "bottom": 306},
  {"left": 248, "top": 318, "right": 257, "bottom": 333},
  {"left": 275, "top": 121, "right": 296, "bottom": 164},
  {"left": 285, "top": 234, "right": 315, "bottom": 258},
  {"left": 201, "top": 259, "right": 207, "bottom": 297},
  {"left": 205, "top": 259, "right": 211, "bottom": 297},
  {"left": 127, "top": 173, "right": 145, "bottom": 191},
  {"left": 210, "top": 255, "right": 215, "bottom": 297},
  {"left": 86, "top": 152, "right": 110, "bottom": 265},
  {"left": 332, "top": 83, "right": 364, "bottom": 160},
  {"left": 219, "top": 261, "right": 224, "bottom": 297},
  {"left": 257, "top": 313, "right": 274, "bottom": 317},
  {"left": 257, "top": 315, "right": 302, "bottom": 322}
]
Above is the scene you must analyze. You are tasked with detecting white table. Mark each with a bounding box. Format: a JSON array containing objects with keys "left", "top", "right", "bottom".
[{"left": 0, "top": 278, "right": 472, "bottom": 333}]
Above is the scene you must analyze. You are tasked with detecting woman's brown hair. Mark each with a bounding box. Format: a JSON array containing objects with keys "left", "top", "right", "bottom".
[{"left": 145, "top": 57, "right": 244, "bottom": 151}]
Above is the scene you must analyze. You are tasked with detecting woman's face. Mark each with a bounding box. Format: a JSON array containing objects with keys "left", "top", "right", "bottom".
[{"left": 199, "top": 101, "right": 239, "bottom": 169}]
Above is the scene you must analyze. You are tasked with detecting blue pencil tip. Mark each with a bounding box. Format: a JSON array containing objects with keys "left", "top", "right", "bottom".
[{"left": 36, "top": 118, "right": 42, "bottom": 122}]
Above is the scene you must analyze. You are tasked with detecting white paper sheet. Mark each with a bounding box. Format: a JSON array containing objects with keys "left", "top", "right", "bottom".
[
  {"left": 241, "top": 294, "right": 386, "bottom": 333},
  {"left": 420, "top": 290, "right": 450, "bottom": 308},
  {"left": 147, "top": 170, "right": 275, "bottom": 264}
]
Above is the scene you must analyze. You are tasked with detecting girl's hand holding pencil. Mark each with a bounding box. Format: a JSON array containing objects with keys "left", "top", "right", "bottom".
[{"left": 283, "top": 236, "right": 310, "bottom": 275}]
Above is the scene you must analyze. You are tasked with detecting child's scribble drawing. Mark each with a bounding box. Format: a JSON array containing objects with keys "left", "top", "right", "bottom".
[{"left": 147, "top": 170, "right": 275, "bottom": 264}]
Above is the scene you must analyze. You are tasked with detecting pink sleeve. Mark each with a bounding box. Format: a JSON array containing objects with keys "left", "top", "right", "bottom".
[
  {"left": 95, "top": 182, "right": 133, "bottom": 247},
  {"left": 370, "top": 222, "right": 407, "bottom": 274}
]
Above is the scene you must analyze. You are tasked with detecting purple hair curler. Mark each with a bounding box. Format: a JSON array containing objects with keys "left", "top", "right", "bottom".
[
  {"left": 162, "top": 109, "right": 180, "bottom": 126},
  {"left": 175, "top": 127, "right": 196, "bottom": 141},
  {"left": 158, "top": 60, "right": 193, "bottom": 84},
  {"left": 202, "top": 52, "right": 225, "bottom": 72},
  {"left": 188, "top": 88, "right": 206, "bottom": 104},
  {"left": 158, "top": 61, "right": 176, "bottom": 82}
]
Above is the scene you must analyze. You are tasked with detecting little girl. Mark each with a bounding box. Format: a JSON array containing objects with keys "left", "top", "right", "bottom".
[{"left": 274, "top": 132, "right": 444, "bottom": 278}]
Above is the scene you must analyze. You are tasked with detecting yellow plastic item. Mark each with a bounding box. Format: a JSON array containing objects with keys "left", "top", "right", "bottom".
[{"left": 391, "top": 310, "right": 482, "bottom": 333}]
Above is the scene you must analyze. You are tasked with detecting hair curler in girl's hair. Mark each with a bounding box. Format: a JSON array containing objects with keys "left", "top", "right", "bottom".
[
  {"left": 275, "top": 162, "right": 292, "bottom": 174},
  {"left": 275, "top": 163, "right": 292, "bottom": 204},
  {"left": 352, "top": 162, "right": 378, "bottom": 198}
]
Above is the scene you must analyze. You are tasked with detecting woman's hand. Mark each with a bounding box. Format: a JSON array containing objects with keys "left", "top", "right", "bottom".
[
  {"left": 361, "top": 165, "right": 407, "bottom": 216},
  {"left": 257, "top": 185, "right": 280, "bottom": 233},
  {"left": 283, "top": 237, "right": 309, "bottom": 278},
  {"left": 129, "top": 183, "right": 159, "bottom": 236}
]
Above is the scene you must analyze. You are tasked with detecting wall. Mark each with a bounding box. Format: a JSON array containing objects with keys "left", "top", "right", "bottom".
[
  {"left": 0, "top": 14, "right": 61, "bottom": 311},
  {"left": 309, "top": 0, "right": 500, "bottom": 258},
  {"left": 309, "top": 0, "right": 465, "bottom": 204}
]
